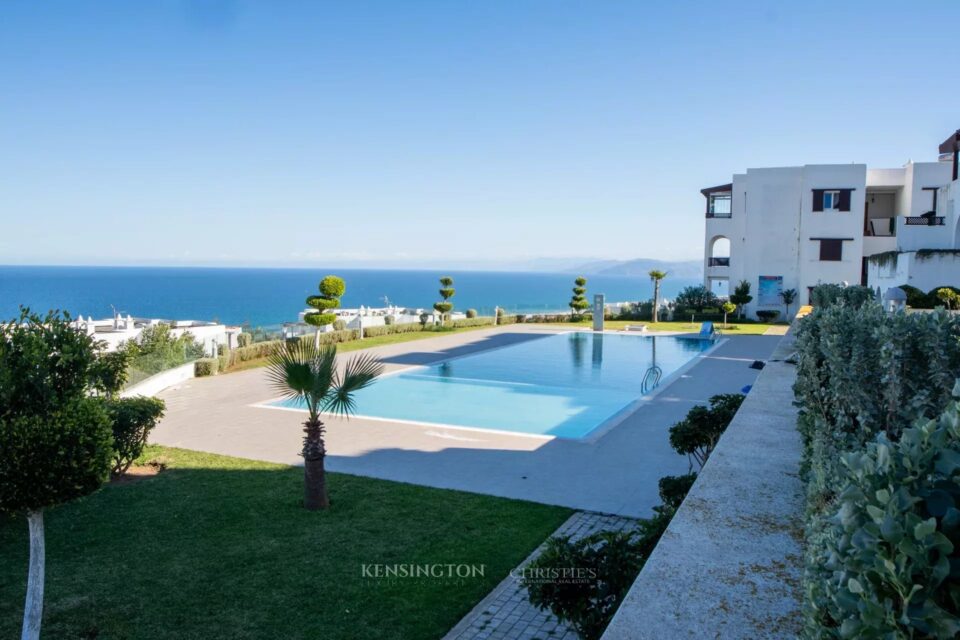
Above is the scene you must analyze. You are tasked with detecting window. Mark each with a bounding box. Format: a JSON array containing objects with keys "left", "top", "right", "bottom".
[
  {"left": 708, "top": 193, "right": 731, "bottom": 217},
  {"left": 812, "top": 189, "right": 853, "bottom": 212},
  {"left": 819, "top": 239, "right": 843, "bottom": 261},
  {"left": 822, "top": 190, "right": 841, "bottom": 210}
]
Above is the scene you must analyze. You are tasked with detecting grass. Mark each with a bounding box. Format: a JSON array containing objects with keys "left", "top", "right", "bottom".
[
  {"left": 0, "top": 446, "right": 572, "bottom": 640},
  {"left": 527, "top": 319, "right": 778, "bottom": 335}
]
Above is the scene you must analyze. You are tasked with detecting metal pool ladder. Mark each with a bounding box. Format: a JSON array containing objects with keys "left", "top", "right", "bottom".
[{"left": 641, "top": 365, "right": 663, "bottom": 393}]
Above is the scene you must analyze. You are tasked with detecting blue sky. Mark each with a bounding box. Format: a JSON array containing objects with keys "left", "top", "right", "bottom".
[{"left": 2, "top": 1, "right": 958, "bottom": 268}]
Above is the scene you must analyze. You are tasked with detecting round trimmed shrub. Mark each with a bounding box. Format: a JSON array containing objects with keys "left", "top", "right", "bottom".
[
  {"left": 384, "top": 315, "right": 394, "bottom": 325},
  {"left": 194, "top": 358, "right": 219, "bottom": 377},
  {"left": 466, "top": 309, "right": 477, "bottom": 319},
  {"left": 318, "top": 275, "right": 346, "bottom": 298},
  {"left": 236, "top": 333, "right": 253, "bottom": 348}
]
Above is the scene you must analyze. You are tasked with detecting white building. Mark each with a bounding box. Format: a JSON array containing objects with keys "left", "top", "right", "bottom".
[
  {"left": 702, "top": 128, "right": 960, "bottom": 317},
  {"left": 73, "top": 313, "right": 242, "bottom": 355},
  {"left": 282, "top": 305, "right": 467, "bottom": 339}
]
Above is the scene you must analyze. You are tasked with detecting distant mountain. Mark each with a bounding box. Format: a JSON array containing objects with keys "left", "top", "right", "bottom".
[{"left": 569, "top": 258, "right": 703, "bottom": 279}]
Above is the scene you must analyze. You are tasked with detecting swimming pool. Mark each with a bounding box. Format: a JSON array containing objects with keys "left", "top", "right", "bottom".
[{"left": 266, "top": 332, "right": 714, "bottom": 440}]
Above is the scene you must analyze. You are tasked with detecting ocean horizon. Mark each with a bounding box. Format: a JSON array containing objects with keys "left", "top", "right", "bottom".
[{"left": 0, "top": 265, "right": 700, "bottom": 328}]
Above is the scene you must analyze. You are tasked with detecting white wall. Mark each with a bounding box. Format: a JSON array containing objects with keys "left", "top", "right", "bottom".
[
  {"left": 121, "top": 362, "right": 195, "bottom": 398},
  {"left": 868, "top": 251, "right": 960, "bottom": 293}
]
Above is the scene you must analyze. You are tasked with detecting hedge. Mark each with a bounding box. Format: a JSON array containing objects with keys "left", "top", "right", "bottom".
[
  {"left": 793, "top": 287, "right": 960, "bottom": 637},
  {"left": 194, "top": 358, "right": 219, "bottom": 377}
]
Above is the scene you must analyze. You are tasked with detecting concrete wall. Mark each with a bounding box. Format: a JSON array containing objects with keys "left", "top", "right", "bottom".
[{"left": 868, "top": 251, "right": 960, "bottom": 293}]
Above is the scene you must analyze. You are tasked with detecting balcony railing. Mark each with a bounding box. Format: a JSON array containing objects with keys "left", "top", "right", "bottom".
[
  {"left": 904, "top": 216, "right": 945, "bottom": 226},
  {"left": 706, "top": 211, "right": 732, "bottom": 219},
  {"left": 708, "top": 257, "right": 730, "bottom": 267}
]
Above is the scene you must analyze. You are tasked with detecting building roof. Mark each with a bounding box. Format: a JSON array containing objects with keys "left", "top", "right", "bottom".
[
  {"left": 939, "top": 129, "right": 960, "bottom": 154},
  {"left": 700, "top": 183, "right": 733, "bottom": 197}
]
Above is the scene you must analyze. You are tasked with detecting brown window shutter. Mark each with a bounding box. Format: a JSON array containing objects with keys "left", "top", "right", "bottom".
[
  {"left": 838, "top": 189, "right": 852, "bottom": 211},
  {"left": 819, "top": 239, "right": 843, "bottom": 261},
  {"left": 812, "top": 190, "right": 824, "bottom": 212}
]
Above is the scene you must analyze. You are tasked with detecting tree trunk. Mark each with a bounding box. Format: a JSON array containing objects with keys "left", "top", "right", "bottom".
[
  {"left": 314, "top": 329, "right": 320, "bottom": 349},
  {"left": 302, "top": 418, "right": 329, "bottom": 510},
  {"left": 652, "top": 281, "right": 660, "bottom": 323},
  {"left": 21, "top": 510, "right": 44, "bottom": 640}
]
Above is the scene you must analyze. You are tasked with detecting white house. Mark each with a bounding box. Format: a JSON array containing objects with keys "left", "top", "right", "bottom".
[
  {"left": 72, "top": 313, "right": 243, "bottom": 355},
  {"left": 703, "top": 128, "right": 959, "bottom": 317}
]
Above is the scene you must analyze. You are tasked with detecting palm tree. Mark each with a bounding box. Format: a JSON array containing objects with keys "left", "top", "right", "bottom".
[
  {"left": 267, "top": 340, "right": 383, "bottom": 510},
  {"left": 649, "top": 270, "right": 667, "bottom": 322},
  {"left": 780, "top": 288, "right": 798, "bottom": 320}
]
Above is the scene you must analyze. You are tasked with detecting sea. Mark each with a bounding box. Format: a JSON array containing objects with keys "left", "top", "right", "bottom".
[{"left": 0, "top": 266, "right": 699, "bottom": 329}]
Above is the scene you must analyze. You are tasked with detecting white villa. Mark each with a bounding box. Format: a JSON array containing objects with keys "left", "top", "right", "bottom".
[
  {"left": 72, "top": 313, "right": 243, "bottom": 355},
  {"left": 702, "top": 128, "right": 960, "bottom": 317},
  {"left": 282, "top": 305, "right": 467, "bottom": 339}
]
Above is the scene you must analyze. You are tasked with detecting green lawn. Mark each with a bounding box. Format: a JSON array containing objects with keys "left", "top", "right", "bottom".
[
  {"left": 0, "top": 446, "right": 572, "bottom": 639},
  {"left": 528, "top": 319, "right": 778, "bottom": 335}
]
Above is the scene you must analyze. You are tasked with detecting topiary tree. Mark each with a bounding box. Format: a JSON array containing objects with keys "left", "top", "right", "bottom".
[
  {"left": 729, "top": 280, "right": 753, "bottom": 319},
  {"left": 780, "top": 288, "right": 797, "bottom": 320},
  {"left": 433, "top": 276, "right": 455, "bottom": 326},
  {"left": 569, "top": 276, "right": 589, "bottom": 319},
  {"left": 0, "top": 309, "right": 115, "bottom": 640},
  {"left": 721, "top": 301, "right": 736, "bottom": 328},
  {"left": 465, "top": 309, "right": 477, "bottom": 319},
  {"left": 419, "top": 312, "right": 431, "bottom": 329},
  {"left": 305, "top": 275, "right": 346, "bottom": 347},
  {"left": 648, "top": 270, "right": 667, "bottom": 322}
]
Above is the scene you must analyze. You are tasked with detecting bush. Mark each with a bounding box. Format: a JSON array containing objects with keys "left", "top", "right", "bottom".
[
  {"left": 810, "top": 284, "right": 875, "bottom": 309},
  {"left": 194, "top": 358, "right": 219, "bottom": 377},
  {"left": 332, "top": 319, "right": 347, "bottom": 331},
  {"left": 804, "top": 388, "right": 960, "bottom": 637},
  {"left": 448, "top": 317, "right": 495, "bottom": 329},
  {"left": 384, "top": 315, "right": 394, "bottom": 325},
  {"left": 756, "top": 309, "right": 780, "bottom": 322},
  {"left": 465, "top": 309, "right": 478, "bottom": 319},
  {"left": 793, "top": 303, "right": 960, "bottom": 636},
  {"left": 675, "top": 285, "right": 719, "bottom": 313},
  {"left": 105, "top": 397, "right": 165, "bottom": 477},
  {"left": 658, "top": 473, "right": 697, "bottom": 511},
  {"left": 236, "top": 333, "right": 253, "bottom": 348},
  {"left": 669, "top": 393, "right": 745, "bottom": 469}
]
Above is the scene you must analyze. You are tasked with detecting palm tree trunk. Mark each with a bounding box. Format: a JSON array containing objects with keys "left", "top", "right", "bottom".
[
  {"left": 302, "top": 417, "right": 329, "bottom": 510},
  {"left": 21, "top": 510, "right": 44, "bottom": 640},
  {"left": 652, "top": 281, "right": 660, "bottom": 323}
]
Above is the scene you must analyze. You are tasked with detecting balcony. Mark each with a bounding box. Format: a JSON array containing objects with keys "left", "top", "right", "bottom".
[
  {"left": 904, "top": 216, "right": 945, "bottom": 226},
  {"left": 706, "top": 211, "right": 732, "bottom": 219},
  {"left": 708, "top": 257, "right": 730, "bottom": 267}
]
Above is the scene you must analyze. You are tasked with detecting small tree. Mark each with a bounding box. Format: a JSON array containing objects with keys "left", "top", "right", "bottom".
[
  {"left": 433, "top": 276, "right": 455, "bottom": 326},
  {"left": 305, "top": 275, "right": 346, "bottom": 347},
  {"left": 780, "top": 288, "right": 797, "bottom": 320},
  {"left": 721, "top": 301, "right": 736, "bottom": 328},
  {"left": 669, "top": 393, "right": 745, "bottom": 471},
  {"left": 674, "top": 285, "right": 718, "bottom": 314},
  {"left": 569, "top": 276, "right": 590, "bottom": 319},
  {"left": 0, "top": 309, "right": 116, "bottom": 640},
  {"left": 648, "top": 270, "right": 667, "bottom": 322},
  {"left": 266, "top": 341, "right": 382, "bottom": 509},
  {"left": 935, "top": 287, "right": 959, "bottom": 310},
  {"left": 730, "top": 280, "right": 753, "bottom": 319}
]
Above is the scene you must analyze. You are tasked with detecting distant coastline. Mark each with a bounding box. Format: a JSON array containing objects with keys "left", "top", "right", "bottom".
[{"left": 0, "top": 265, "right": 700, "bottom": 328}]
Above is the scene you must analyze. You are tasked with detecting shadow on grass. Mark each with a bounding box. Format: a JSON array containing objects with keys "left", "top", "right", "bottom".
[{"left": 0, "top": 450, "right": 571, "bottom": 640}]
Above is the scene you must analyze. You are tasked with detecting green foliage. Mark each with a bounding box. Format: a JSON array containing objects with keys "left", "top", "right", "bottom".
[
  {"left": 194, "top": 358, "right": 219, "bottom": 377},
  {"left": 569, "top": 276, "right": 590, "bottom": 315},
  {"left": 756, "top": 309, "right": 780, "bottom": 322},
  {"left": 0, "top": 309, "right": 113, "bottom": 515},
  {"left": 721, "top": 301, "right": 737, "bottom": 315},
  {"left": 674, "top": 285, "right": 719, "bottom": 313},
  {"left": 384, "top": 315, "right": 394, "bottom": 325},
  {"left": 305, "top": 275, "right": 345, "bottom": 328},
  {"left": 236, "top": 333, "right": 253, "bottom": 348},
  {"left": 332, "top": 319, "right": 347, "bottom": 331},
  {"left": 123, "top": 323, "right": 205, "bottom": 383},
  {"left": 465, "top": 309, "right": 478, "bottom": 319},
  {"left": 730, "top": 280, "right": 753, "bottom": 316},
  {"left": 780, "top": 288, "right": 798, "bottom": 317},
  {"left": 658, "top": 473, "right": 697, "bottom": 511},
  {"left": 793, "top": 304, "right": 960, "bottom": 636},
  {"left": 89, "top": 349, "right": 131, "bottom": 396},
  {"left": 669, "top": 393, "right": 745, "bottom": 469},
  {"left": 524, "top": 521, "right": 666, "bottom": 640},
  {"left": 804, "top": 389, "right": 960, "bottom": 637},
  {"left": 897, "top": 285, "right": 960, "bottom": 310},
  {"left": 810, "top": 284, "right": 875, "bottom": 309},
  {"left": 105, "top": 397, "right": 165, "bottom": 477},
  {"left": 936, "top": 288, "right": 960, "bottom": 310},
  {"left": 419, "top": 312, "right": 431, "bottom": 328},
  {"left": 434, "top": 276, "right": 456, "bottom": 320}
]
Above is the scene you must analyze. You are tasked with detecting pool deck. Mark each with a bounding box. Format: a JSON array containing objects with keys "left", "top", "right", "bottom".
[{"left": 150, "top": 325, "right": 779, "bottom": 517}]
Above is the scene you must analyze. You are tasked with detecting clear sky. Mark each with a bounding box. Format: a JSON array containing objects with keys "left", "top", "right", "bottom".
[{"left": 2, "top": 1, "right": 958, "bottom": 269}]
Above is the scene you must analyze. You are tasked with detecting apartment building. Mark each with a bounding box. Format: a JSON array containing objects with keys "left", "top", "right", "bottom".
[{"left": 702, "top": 129, "right": 959, "bottom": 317}]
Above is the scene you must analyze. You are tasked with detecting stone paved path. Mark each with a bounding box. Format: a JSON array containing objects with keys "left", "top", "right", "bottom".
[{"left": 444, "top": 511, "right": 637, "bottom": 640}]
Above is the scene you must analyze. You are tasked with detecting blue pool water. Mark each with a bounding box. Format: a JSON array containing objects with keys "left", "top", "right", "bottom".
[{"left": 269, "top": 332, "right": 713, "bottom": 439}]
